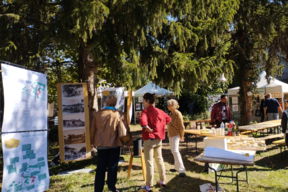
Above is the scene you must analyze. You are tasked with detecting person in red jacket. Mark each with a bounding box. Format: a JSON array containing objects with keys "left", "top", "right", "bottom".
[
  {"left": 136, "top": 93, "right": 171, "bottom": 192},
  {"left": 211, "top": 95, "right": 231, "bottom": 128}
]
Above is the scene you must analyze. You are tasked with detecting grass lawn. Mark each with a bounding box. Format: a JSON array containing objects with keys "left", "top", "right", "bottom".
[{"left": 1, "top": 127, "right": 288, "bottom": 191}]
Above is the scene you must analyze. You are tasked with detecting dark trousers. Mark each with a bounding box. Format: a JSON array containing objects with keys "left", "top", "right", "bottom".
[
  {"left": 95, "top": 147, "right": 120, "bottom": 192},
  {"left": 261, "top": 114, "right": 265, "bottom": 122}
]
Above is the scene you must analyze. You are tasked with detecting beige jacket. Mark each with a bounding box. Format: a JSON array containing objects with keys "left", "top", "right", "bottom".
[
  {"left": 167, "top": 110, "right": 185, "bottom": 138},
  {"left": 90, "top": 109, "right": 132, "bottom": 147}
]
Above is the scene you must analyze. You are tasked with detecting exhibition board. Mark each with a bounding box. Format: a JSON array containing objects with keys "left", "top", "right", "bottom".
[{"left": 57, "top": 83, "right": 91, "bottom": 163}]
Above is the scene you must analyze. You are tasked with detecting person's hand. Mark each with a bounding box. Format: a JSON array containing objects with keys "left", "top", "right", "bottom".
[
  {"left": 180, "top": 137, "right": 185, "bottom": 142},
  {"left": 145, "top": 127, "right": 153, "bottom": 133}
]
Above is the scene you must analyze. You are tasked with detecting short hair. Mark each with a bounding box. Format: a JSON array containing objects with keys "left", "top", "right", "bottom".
[
  {"left": 167, "top": 99, "right": 179, "bottom": 109},
  {"left": 264, "top": 95, "right": 268, "bottom": 99},
  {"left": 143, "top": 93, "right": 156, "bottom": 104},
  {"left": 266, "top": 93, "right": 271, "bottom": 98},
  {"left": 221, "top": 95, "right": 227, "bottom": 99},
  {"left": 105, "top": 95, "right": 117, "bottom": 107}
]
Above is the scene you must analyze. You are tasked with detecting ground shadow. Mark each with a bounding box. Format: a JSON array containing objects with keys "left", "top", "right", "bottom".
[
  {"left": 159, "top": 175, "right": 213, "bottom": 192},
  {"left": 49, "top": 157, "right": 97, "bottom": 175},
  {"left": 255, "top": 149, "right": 288, "bottom": 170}
]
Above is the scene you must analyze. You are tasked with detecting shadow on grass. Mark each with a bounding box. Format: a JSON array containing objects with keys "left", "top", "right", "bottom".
[
  {"left": 159, "top": 175, "right": 212, "bottom": 192},
  {"left": 49, "top": 157, "right": 97, "bottom": 176},
  {"left": 162, "top": 147, "right": 205, "bottom": 174},
  {"left": 119, "top": 164, "right": 143, "bottom": 172},
  {"left": 254, "top": 185, "right": 288, "bottom": 192},
  {"left": 255, "top": 149, "right": 288, "bottom": 169}
]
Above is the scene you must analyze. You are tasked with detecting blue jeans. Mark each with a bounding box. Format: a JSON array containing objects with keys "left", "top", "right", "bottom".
[
  {"left": 95, "top": 147, "right": 120, "bottom": 192},
  {"left": 267, "top": 113, "right": 280, "bottom": 133}
]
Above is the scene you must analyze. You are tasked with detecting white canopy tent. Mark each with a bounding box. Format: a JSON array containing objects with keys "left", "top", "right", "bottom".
[
  {"left": 134, "top": 81, "right": 174, "bottom": 97},
  {"left": 228, "top": 71, "right": 288, "bottom": 122},
  {"left": 228, "top": 71, "right": 268, "bottom": 96},
  {"left": 133, "top": 81, "right": 174, "bottom": 124}
]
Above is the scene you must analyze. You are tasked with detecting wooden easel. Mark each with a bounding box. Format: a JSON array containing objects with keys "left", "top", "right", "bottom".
[
  {"left": 126, "top": 90, "right": 146, "bottom": 181},
  {"left": 127, "top": 147, "right": 146, "bottom": 181}
]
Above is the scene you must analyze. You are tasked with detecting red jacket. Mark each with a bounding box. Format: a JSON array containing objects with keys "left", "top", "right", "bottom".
[
  {"left": 140, "top": 105, "right": 171, "bottom": 141},
  {"left": 211, "top": 102, "right": 231, "bottom": 123}
]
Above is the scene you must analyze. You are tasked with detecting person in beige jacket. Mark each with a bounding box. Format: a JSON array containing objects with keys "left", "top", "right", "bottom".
[
  {"left": 90, "top": 95, "right": 132, "bottom": 192},
  {"left": 167, "top": 99, "right": 186, "bottom": 177}
]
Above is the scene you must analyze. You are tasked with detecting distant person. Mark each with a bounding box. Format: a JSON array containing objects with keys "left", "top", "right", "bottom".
[
  {"left": 264, "top": 93, "right": 283, "bottom": 133},
  {"left": 211, "top": 95, "right": 231, "bottom": 128},
  {"left": 188, "top": 101, "right": 194, "bottom": 115},
  {"left": 90, "top": 95, "right": 132, "bottom": 192},
  {"left": 136, "top": 93, "right": 171, "bottom": 192},
  {"left": 260, "top": 95, "right": 268, "bottom": 122},
  {"left": 281, "top": 106, "right": 288, "bottom": 147},
  {"left": 167, "top": 99, "right": 186, "bottom": 177}
]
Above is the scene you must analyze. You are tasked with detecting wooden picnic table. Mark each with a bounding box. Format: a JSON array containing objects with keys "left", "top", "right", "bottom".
[
  {"left": 238, "top": 119, "right": 281, "bottom": 132},
  {"left": 183, "top": 119, "right": 211, "bottom": 128},
  {"left": 194, "top": 153, "right": 255, "bottom": 192},
  {"left": 184, "top": 129, "right": 249, "bottom": 153}
]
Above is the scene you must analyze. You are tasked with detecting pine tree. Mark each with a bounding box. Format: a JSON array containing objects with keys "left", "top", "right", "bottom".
[
  {"left": 229, "top": 0, "right": 288, "bottom": 125},
  {"left": 1, "top": 0, "right": 240, "bottom": 123}
]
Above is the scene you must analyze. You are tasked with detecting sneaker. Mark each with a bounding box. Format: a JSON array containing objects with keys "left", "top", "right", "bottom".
[
  {"left": 179, "top": 173, "right": 186, "bottom": 177},
  {"left": 169, "top": 169, "right": 177, "bottom": 172},
  {"left": 136, "top": 186, "right": 152, "bottom": 192},
  {"left": 157, "top": 180, "right": 166, "bottom": 188}
]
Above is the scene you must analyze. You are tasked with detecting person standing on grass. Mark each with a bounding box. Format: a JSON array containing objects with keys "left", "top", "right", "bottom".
[
  {"left": 281, "top": 106, "right": 288, "bottom": 147},
  {"left": 136, "top": 93, "right": 171, "bottom": 192},
  {"left": 264, "top": 93, "right": 283, "bottom": 133},
  {"left": 260, "top": 95, "right": 268, "bottom": 122},
  {"left": 90, "top": 95, "right": 132, "bottom": 192},
  {"left": 210, "top": 95, "right": 231, "bottom": 128},
  {"left": 167, "top": 99, "right": 186, "bottom": 177}
]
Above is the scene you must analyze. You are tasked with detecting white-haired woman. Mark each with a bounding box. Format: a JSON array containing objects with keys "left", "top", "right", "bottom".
[{"left": 167, "top": 99, "right": 186, "bottom": 177}]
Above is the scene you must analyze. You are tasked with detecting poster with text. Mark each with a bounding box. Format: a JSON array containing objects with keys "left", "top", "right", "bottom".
[
  {"left": 1, "top": 131, "right": 50, "bottom": 192},
  {"left": 1, "top": 64, "right": 47, "bottom": 132},
  {"left": 101, "top": 87, "right": 125, "bottom": 112},
  {"left": 57, "top": 83, "right": 91, "bottom": 162},
  {"left": 232, "top": 105, "right": 239, "bottom": 112}
]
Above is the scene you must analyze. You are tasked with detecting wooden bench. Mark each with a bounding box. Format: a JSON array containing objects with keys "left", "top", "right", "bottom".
[
  {"left": 241, "top": 131, "right": 253, "bottom": 135},
  {"left": 258, "top": 133, "right": 284, "bottom": 142},
  {"left": 273, "top": 139, "right": 287, "bottom": 157},
  {"left": 272, "top": 139, "right": 286, "bottom": 146}
]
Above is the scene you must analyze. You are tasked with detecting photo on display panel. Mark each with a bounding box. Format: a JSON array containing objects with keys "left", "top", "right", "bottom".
[
  {"left": 62, "top": 84, "right": 83, "bottom": 99},
  {"left": 62, "top": 114, "right": 85, "bottom": 129},
  {"left": 63, "top": 128, "right": 86, "bottom": 145},
  {"left": 136, "top": 103, "right": 141, "bottom": 111},
  {"left": 62, "top": 99, "right": 84, "bottom": 114},
  {"left": 64, "top": 143, "right": 86, "bottom": 161}
]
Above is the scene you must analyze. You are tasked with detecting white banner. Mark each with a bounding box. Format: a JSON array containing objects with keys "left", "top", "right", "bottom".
[
  {"left": 1, "top": 131, "right": 50, "bottom": 192},
  {"left": 1, "top": 64, "right": 47, "bottom": 132},
  {"left": 101, "top": 87, "right": 125, "bottom": 111}
]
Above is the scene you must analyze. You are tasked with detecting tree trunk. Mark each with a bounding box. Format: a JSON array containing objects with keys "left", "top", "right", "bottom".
[
  {"left": 78, "top": 41, "right": 99, "bottom": 125},
  {"left": 239, "top": 68, "right": 253, "bottom": 125}
]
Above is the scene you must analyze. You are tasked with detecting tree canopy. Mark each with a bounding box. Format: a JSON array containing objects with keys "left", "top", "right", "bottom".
[
  {"left": 3, "top": 0, "right": 288, "bottom": 125},
  {"left": 229, "top": 0, "right": 288, "bottom": 124}
]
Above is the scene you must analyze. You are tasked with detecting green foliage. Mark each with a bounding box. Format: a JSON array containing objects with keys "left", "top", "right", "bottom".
[
  {"left": 0, "top": 0, "right": 240, "bottom": 112},
  {"left": 182, "top": 111, "right": 210, "bottom": 121},
  {"left": 229, "top": 0, "right": 288, "bottom": 124}
]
